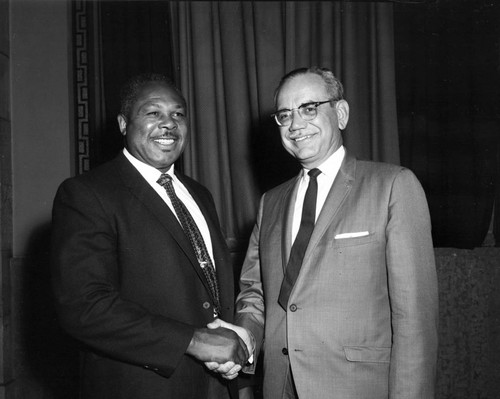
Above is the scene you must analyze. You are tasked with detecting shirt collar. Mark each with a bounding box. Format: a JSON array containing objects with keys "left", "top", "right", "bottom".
[
  {"left": 123, "top": 148, "right": 175, "bottom": 182},
  {"left": 302, "top": 145, "right": 345, "bottom": 178}
]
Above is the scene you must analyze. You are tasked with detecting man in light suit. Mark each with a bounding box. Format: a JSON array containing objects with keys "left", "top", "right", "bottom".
[
  {"left": 219, "top": 66, "right": 439, "bottom": 398},
  {"left": 50, "top": 73, "right": 250, "bottom": 399}
]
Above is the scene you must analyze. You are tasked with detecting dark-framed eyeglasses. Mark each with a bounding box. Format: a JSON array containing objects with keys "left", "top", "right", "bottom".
[{"left": 271, "top": 99, "right": 335, "bottom": 127}]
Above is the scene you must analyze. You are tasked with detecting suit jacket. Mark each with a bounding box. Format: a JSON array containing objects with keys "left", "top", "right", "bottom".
[
  {"left": 235, "top": 152, "right": 439, "bottom": 399},
  {"left": 50, "top": 153, "right": 238, "bottom": 399}
]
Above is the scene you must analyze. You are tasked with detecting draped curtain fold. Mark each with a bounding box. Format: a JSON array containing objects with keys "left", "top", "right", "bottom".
[{"left": 168, "top": 1, "right": 398, "bottom": 249}]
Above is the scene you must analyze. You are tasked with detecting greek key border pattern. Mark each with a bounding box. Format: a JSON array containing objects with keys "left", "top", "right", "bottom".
[{"left": 73, "top": 0, "right": 90, "bottom": 174}]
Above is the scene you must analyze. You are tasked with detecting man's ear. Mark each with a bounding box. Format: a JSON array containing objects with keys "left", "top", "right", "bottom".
[
  {"left": 335, "top": 100, "right": 349, "bottom": 130},
  {"left": 117, "top": 114, "right": 127, "bottom": 135}
]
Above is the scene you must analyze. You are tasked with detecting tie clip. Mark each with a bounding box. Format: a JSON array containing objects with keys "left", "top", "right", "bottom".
[{"left": 199, "top": 261, "right": 208, "bottom": 269}]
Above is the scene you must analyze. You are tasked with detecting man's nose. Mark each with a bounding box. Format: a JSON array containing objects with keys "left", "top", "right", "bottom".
[
  {"left": 289, "top": 109, "right": 307, "bottom": 130},
  {"left": 159, "top": 114, "right": 177, "bottom": 130}
]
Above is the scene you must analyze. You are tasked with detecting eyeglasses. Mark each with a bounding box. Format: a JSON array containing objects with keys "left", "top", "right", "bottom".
[{"left": 271, "top": 99, "right": 335, "bottom": 127}]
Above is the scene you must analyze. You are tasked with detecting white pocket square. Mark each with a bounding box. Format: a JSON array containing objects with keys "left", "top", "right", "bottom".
[{"left": 335, "top": 231, "right": 370, "bottom": 239}]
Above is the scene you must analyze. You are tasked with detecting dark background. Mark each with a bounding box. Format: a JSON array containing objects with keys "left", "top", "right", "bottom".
[{"left": 82, "top": 0, "right": 500, "bottom": 250}]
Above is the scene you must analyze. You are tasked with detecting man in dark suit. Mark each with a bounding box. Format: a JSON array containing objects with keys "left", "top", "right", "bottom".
[
  {"left": 215, "top": 66, "right": 439, "bottom": 398},
  {"left": 50, "top": 73, "right": 249, "bottom": 399}
]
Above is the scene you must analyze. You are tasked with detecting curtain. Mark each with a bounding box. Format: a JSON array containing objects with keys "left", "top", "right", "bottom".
[
  {"left": 73, "top": 0, "right": 175, "bottom": 172},
  {"left": 169, "top": 1, "right": 398, "bottom": 251},
  {"left": 394, "top": 1, "right": 500, "bottom": 248}
]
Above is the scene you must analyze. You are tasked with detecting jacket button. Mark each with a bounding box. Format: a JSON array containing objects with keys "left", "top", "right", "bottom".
[
  {"left": 203, "top": 302, "right": 211, "bottom": 309},
  {"left": 282, "top": 348, "right": 288, "bottom": 355},
  {"left": 289, "top": 304, "right": 297, "bottom": 312}
]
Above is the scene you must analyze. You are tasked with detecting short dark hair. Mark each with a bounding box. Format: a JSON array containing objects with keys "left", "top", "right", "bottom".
[
  {"left": 273, "top": 66, "right": 344, "bottom": 106},
  {"left": 119, "top": 73, "right": 186, "bottom": 119}
]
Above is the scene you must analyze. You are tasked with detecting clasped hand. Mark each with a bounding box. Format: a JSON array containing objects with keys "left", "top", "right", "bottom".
[
  {"left": 204, "top": 319, "right": 254, "bottom": 380},
  {"left": 186, "top": 319, "right": 253, "bottom": 380}
]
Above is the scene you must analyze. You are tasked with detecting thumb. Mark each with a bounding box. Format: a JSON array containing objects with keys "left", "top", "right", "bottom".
[{"left": 206, "top": 318, "right": 223, "bottom": 329}]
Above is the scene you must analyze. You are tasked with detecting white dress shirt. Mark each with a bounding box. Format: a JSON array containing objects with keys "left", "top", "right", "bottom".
[
  {"left": 291, "top": 145, "right": 346, "bottom": 242},
  {"left": 123, "top": 148, "right": 216, "bottom": 266}
]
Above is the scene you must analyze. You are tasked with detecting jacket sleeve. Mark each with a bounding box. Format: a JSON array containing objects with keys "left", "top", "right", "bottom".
[
  {"left": 386, "top": 169, "right": 439, "bottom": 398},
  {"left": 234, "top": 195, "right": 266, "bottom": 374},
  {"left": 50, "top": 178, "right": 194, "bottom": 376}
]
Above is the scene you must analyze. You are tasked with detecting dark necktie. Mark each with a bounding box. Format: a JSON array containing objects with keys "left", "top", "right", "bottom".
[
  {"left": 278, "top": 168, "right": 321, "bottom": 310},
  {"left": 157, "top": 173, "right": 221, "bottom": 316}
]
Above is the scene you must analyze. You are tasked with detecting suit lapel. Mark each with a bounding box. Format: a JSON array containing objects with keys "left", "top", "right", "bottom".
[
  {"left": 281, "top": 175, "right": 302, "bottom": 270},
  {"left": 306, "top": 153, "right": 356, "bottom": 258},
  {"left": 280, "top": 153, "right": 356, "bottom": 273},
  {"left": 115, "top": 155, "right": 211, "bottom": 293}
]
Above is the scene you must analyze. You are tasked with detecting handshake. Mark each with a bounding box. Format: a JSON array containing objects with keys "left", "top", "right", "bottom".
[{"left": 186, "top": 318, "right": 255, "bottom": 380}]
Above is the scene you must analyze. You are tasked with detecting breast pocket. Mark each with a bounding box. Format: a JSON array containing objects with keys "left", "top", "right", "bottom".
[{"left": 331, "top": 232, "right": 376, "bottom": 248}]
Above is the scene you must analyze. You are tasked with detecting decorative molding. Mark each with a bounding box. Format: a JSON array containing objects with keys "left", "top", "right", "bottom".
[{"left": 72, "top": 0, "right": 90, "bottom": 174}]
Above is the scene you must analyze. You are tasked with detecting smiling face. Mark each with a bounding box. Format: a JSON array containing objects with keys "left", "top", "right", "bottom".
[
  {"left": 117, "top": 81, "right": 188, "bottom": 173},
  {"left": 275, "top": 73, "right": 349, "bottom": 169}
]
